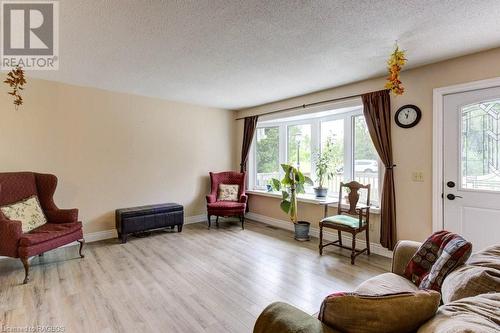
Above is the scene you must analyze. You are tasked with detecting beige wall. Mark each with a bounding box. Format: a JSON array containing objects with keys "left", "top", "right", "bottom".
[
  {"left": 236, "top": 47, "right": 500, "bottom": 244},
  {"left": 0, "top": 79, "right": 236, "bottom": 233}
]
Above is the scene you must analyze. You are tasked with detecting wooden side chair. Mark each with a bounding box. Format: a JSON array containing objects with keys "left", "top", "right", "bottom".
[{"left": 319, "top": 181, "right": 371, "bottom": 264}]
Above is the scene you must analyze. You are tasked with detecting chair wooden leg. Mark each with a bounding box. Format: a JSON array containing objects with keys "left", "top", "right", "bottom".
[
  {"left": 366, "top": 227, "right": 371, "bottom": 256},
  {"left": 77, "top": 239, "right": 85, "bottom": 258},
  {"left": 337, "top": 230, "right": 342, "bottom": 246},
  {"left": 240, "top": 215, "right": 245, "bottom": 229},
  {"left": 216, "top": 216, "right": 219, "bottom": 228},
  {"left": 319, "top": 224, "right": 323, "bottom": 255},
  {"left": 351, "top": 233, "right": 356, "bottom": 265},
  {"left": 21, "top": 257, "right": 29, "bottom": 284},
  {"left": 207, "top": 215, "right": 211, "bottom": 229}
]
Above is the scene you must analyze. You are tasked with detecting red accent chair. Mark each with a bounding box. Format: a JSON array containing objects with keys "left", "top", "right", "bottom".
[
  {"left": 0, "top": 172, "right": 84, "bottom": 284},
  {"left": 206, "top": 171, "right": 247, "bottom": 229}
]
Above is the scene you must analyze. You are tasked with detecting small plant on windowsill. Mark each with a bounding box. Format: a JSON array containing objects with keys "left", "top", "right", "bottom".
[
  {"left": 314, "top": 137, "right": 340, "bottom": 198},
  {"left": 271, "top": 164, "right": 313, "bottom": 241}
]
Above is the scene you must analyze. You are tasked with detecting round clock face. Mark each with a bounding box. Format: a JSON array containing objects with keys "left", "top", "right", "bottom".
[{"left": 395, "top": 105, "right": 421, "bottom": 128}]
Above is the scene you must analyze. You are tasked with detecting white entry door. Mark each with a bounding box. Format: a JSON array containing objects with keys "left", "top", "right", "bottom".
[{"left": 443, "top": 86, "right": 500, "bottom": 251}]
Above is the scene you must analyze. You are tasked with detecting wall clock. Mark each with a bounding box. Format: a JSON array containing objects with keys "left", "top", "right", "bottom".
[{"left": 395, "top": 105, "right": 422, "bottom": 128}]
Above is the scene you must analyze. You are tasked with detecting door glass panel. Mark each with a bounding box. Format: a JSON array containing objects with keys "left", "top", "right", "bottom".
[{"left": 461, "top": 99, "right": 500, "bottom": 191}]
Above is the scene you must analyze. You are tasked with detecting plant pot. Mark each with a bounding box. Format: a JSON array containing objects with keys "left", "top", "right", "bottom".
[
  {"left": 314, "top": 187, "right": 328, "bottom": 198},
  {"left": 294, "top": 221, "right": 310, "bottom": 241}
]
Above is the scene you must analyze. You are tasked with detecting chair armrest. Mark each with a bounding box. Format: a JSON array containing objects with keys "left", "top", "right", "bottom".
[
  {"left": 45, "top": 209, "right": 78, "bottom": 223},
  {"left": 0, "top": 218, "right": 23, "bottom": 257},
  {"left": 254, "top": 302, "right": 339, "bottom": 333},
  {"left": 392, "top": 240, "right": 422, "bottom": 276},
  {"left": 206, "top": 194, "right": 216, "bottom": 204},
  {"left": 240, "top": 194, "right": 248, "bottom": 204}
]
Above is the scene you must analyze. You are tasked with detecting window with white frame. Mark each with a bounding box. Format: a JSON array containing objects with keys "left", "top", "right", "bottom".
[{"left": 249, "top": 102, "right": 381, "bottom": 205}]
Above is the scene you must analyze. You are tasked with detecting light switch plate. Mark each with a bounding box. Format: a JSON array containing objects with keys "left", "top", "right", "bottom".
[{"left": 412, "top": 171, "right": 424, "bottom": 182}]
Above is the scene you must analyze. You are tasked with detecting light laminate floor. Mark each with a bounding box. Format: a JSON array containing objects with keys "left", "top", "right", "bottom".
[{"left": 0, "top": 220, "right": 390, "bottom": 333}]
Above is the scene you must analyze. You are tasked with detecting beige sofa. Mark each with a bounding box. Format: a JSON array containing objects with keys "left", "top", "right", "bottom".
[{"left": 253, "top": 241, "right": 500, "bottom": 333}]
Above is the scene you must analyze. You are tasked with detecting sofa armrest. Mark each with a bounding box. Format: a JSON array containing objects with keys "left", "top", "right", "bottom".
[
  {"left": 392, "top": 240, "right": 422, "bottom": 276},
  {"left": 206, "top": 194, "right": 216, "bottom": 204},
  {"left": 253, "top": 302, "right": 339, "bottom": 333},
  {"left": 0, "top": 218, "right": 22, "bottom": 257},
  {"left": 240, "top": 194, "right": 248, "bottom": 204},
  {"left": 45, "top": 209, "right": 78, "bottom": 223}
]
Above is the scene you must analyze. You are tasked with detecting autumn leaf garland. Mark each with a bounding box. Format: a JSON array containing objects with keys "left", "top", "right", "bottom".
[
  {"left": 385, "top": 45, "right": 407, "bottom": 95},
  {"left": 4, "top": 66, "right": 27, "bottom": 109}
]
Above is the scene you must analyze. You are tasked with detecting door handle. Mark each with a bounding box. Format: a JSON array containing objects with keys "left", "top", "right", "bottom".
[{"left": 446, "top": 194, "right": 463, "bottom": 200}]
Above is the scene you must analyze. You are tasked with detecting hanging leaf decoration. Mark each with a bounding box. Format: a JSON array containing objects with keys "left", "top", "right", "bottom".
[
  {"left": 4, "top": 66, "right": 27, "bottom": 109},
  {"left": 384, "top": 45, "right": 407, "bottom": 95}
]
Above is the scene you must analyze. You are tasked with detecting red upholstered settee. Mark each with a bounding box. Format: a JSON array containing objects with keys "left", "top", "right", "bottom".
[
  {"left": 206, "top": 171, "right": 247, "bottom": 229},
  {"left": 0, "top": 172, "right": 84, "bottom": 284}
]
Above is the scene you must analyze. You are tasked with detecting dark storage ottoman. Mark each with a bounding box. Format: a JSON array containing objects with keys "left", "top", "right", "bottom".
[{"left": 115, "top": 203, "right": 184, "bottom": 243}]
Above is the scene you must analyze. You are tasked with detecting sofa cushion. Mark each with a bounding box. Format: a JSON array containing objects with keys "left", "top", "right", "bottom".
[
  {"left": 417, "top": 293, "right": 500, "bottom": 333},
  {"left": 355, "top": 272, "right": 419, "bottom": 295},
  {"left": 467, "top": 245, "right": 500, "bottom": 270},
  {"left": 318, "top": 290, "right": 440, "bottom": 333},
  {"left": 217, "top": 184, "right": 239, "bottom": 201},
  {"left": 19, "top": 222, "right": 82, "bottom": 246},
  {"left": 442, "top": 265, "right": 500, "bottom": 304},
  {"left": 404, "top": 230, "right": 472, "bottom": 291},
  {"left": 0, "top": 195, "right": 47, "bottom": 233}
]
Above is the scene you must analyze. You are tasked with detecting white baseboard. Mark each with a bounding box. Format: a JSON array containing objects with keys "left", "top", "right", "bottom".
[
  {"left": 0, "top": 215, "right": 208, "bottom": 260},
  {"left": 246, "top": 212, "right": 393, "bottom": 258}
]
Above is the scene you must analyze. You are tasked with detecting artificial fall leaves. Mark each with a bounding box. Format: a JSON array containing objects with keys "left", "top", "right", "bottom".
[
  {"left": 4, "top": 66, "right": 27, "bottom": 109},
  {"left": 385, "top": 46, "right": 407, "bottom": 95}
]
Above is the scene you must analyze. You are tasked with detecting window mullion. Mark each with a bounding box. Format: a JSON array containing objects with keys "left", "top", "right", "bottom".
[
  {"left": 344, "top": 114, "right": 353, "bottom": 181},
  {"left": 311, "top": 119, "right": 320, "bottom": 185},
  {"left": 279, "top": 124, "right": 287, "bottom": 178}
]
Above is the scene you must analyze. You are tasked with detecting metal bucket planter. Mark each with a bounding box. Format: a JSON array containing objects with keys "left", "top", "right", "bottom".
[
  {"left": 294, "top": 221, "right": 310, "bottom": 241},
  {"left": 314, "top": 187, "right": 328, "bottom": 198}
]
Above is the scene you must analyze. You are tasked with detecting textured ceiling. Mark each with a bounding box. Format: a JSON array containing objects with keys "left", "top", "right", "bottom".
[{"left": 27, "top": 0, "right": 500, "bottom": 109}]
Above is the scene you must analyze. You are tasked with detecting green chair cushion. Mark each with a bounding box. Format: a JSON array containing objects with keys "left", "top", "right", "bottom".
[{"left": 321, "top": 215, "right": 365, "bottom": 229}]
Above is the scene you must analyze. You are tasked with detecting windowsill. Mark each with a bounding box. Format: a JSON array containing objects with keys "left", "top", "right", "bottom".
[{"left": 246, "top": 189, "right": 381, "bottom": 214}]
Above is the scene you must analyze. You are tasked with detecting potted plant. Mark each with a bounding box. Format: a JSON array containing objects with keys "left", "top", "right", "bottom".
[
  {"left": 313, "top": 137, "right": 338, "bottom": 198},
  {"left": 271, "top": 164, "right": 313, "bottom": 241}
]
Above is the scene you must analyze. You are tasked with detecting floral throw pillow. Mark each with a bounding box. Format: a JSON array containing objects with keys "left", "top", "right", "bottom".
[
  {"left": 217, "top": 184, "right": 239, "bottom": 201},
  {"left": 0, "top": 196, "right": 47, "bottom": 233}
]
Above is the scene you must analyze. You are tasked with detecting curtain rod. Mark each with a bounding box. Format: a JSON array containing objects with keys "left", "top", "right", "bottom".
[{"left": 235, "top": 92, "right": 364, "bottom": 120}]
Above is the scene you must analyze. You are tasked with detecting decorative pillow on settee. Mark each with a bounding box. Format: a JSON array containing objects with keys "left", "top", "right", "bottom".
[
  {"left": 404, "top": 230, "right": 472, "bottom": 291},
  {"left": 0, "top": 195, "right": 47, "bottom": 233},
  {"left": 318, "top": 291, "right": 441, "bottom": 333},
  {"left": 217, "top": 184, "right": 239, "bottom": 201}
]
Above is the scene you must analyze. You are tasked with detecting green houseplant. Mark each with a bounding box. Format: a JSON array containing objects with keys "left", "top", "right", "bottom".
[
  {"left": 271, "top": 164, "right": 313, "bottom": 241},
  {"left": 313, "top": 137, "right": 339, "bottom": 198}
]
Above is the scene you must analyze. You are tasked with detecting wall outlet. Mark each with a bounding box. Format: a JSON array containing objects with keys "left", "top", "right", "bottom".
[{"left": 412, "top": 171, "right": 424, "bottom": 182}]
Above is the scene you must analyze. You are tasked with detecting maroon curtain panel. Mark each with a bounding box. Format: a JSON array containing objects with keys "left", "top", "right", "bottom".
[
  {"left": 240, "top": 115, "right": 259, "bottom": 173},
  {"left": 361, "top": 90, "right": 397, "bottom": 250}
]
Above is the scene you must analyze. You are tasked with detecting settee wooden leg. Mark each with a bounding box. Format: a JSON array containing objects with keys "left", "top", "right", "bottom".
[
  {"left": 77, "top": 239, "right": 85, "bottom": 258},
  {"left": 177, "top": 224, "right": 183, "bottom": 232},
  {"left": 207, "top": 215, "right": 211, "bottom": 229},
  {"left": 240, "top": 215, "right": 245, "bottom": 229},
  {"left": 216, "top": 216, "right": 219, "bottom": 228},
  {"left": 38, "top": 253, "right": 44, "bottom": 257},
  {"left": 21, "top": 257, "right": 29, "bottom": 284}
]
